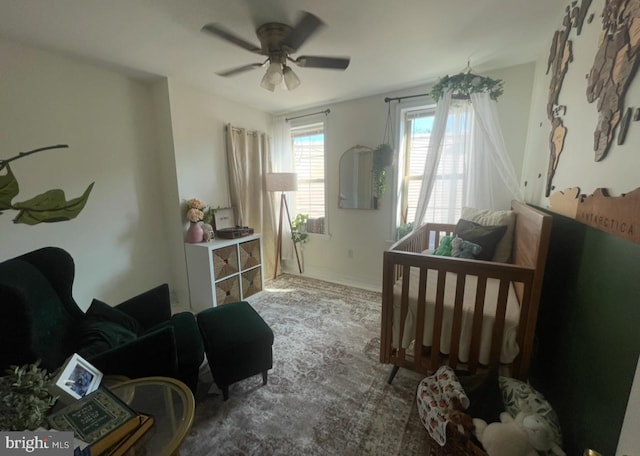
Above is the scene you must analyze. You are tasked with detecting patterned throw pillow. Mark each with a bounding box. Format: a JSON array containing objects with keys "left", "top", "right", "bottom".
[
  {"left": 498, "top": 376, "right": 563, "bottom": 453},
  {"left": 454, "top": 219, "right": 507, "bottom": 261},
  {"left": 460, "top": 208, "right": 516, "bottom": 263}
]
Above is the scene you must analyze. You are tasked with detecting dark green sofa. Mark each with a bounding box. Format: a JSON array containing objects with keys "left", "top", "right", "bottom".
[{"left": 0, "top": 246, "right": 204, "bottom": 393}]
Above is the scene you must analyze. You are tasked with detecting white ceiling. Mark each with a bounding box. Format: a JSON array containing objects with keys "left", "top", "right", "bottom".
[{"left": 0, "top": 0, "right": 566, "bottom": 114}]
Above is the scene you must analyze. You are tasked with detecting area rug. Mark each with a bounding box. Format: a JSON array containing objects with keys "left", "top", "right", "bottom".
[{"left": 181, "top": 274, "right": 432, "bottom": 456}]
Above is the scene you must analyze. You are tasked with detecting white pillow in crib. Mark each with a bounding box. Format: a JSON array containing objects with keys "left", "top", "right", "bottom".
[{"left": 460, "top": 207, "right": 516, "bottom": 263}]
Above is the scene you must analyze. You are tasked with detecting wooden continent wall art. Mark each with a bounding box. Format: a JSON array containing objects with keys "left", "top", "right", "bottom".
[
  {"left": 545, "top": 0, "right": 640, "bottom": 196},
  {"left": 545, "top": 0, "right": 591, "bottom": 197},
  {"left": 549, "top": 186, "right": 640, "bottom": 244},
  {"left": 586, "top": 0, "right": 640, "bottom": 161}
]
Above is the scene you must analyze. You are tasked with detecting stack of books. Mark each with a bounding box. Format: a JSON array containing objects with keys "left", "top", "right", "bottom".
[{"left": 47, "top": 386, "right": 155, "bottom": 456}]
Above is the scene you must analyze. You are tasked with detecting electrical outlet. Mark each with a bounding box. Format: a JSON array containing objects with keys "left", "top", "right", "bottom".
[{"left": 347, "top": 249, "right": 354, "bottom": 259}]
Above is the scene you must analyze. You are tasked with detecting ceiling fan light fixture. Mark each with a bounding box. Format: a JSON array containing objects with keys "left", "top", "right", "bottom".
[
  {"left": 201, "top": 12, "right": 351, "bottom": 91},
  {"left": 260, "top": 73, "right": 276, "bottom": 91},
  {"left": 264, "top": 62, "right": 283, "bottom": 85},
  {"left": 283, "top": 66, "right": 301, "bottom": 90}
]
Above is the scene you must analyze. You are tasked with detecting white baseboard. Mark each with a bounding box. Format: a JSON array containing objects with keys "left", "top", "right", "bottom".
[{"left": 281, "top": 264, "right": 381, "bottom": 293}]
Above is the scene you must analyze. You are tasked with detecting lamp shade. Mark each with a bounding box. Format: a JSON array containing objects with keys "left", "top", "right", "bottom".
[
  {"left": 265, "top": 62, "right": 283, "bottom": 85},
  {"left": 260, "top": 74, "right": 276, "bottom": 92},
  {"left": 266, "top": 172, "right": 298, "bottom": 192},
  {"left": 283, "top": 66, "right": 301, "bottom": 90}
]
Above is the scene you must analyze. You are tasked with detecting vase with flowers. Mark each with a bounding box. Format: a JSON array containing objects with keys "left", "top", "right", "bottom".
[{"left": 185, "top": 198, "right": 206, "bottom": 243}]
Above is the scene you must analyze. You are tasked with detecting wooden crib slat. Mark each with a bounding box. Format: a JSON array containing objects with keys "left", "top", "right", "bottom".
[
  {"left": 448, "top": 272, "right": 467, "bottom": 370},
  {"left": 433, "top": 231, "right": 441, "bottom": 250},
  {"left": 398, "top": 264, "right": 412, "bottom": 361},
  {"left": 468, "top": 276, "right": 488, "bottom": 373},
  {"left": 380, "top": 249, "right": 394, "bottom": 364},
  {"left": 414, "top": 266, "right": 428, "bottom": 369},
  {"left": 488, "top": 279, "right": 511, "bottom": 366},
  {"left": 513, "top": 280, "right": 534, "bottom": 379},
  {"left": 430, "top": 269, "right": 447, "bottom": 371}
]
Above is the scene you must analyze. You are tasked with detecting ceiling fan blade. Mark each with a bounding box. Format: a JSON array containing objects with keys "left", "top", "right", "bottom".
[
  {"left": 293, "top": 55, "right": 350, "bottom": 70},
  {"left": 216, "top": 62, "right": 265, "bottom": 77},
  {"left": 201, "top": 23, "right": 262, "bottom": 54},
  {"left": 284, "top": 11, "right": 325, "bottom": 52}
]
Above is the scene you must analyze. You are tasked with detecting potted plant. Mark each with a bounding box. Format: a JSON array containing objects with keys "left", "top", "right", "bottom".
[
  {"left": 291, "top": 213, "right": 309, "bottom": 244},
  {"left": 0, "top": 361, "right": 58, "bottom": 430},
  {"left": 396, "top": 221, "right": 414, "bottom": 240}
]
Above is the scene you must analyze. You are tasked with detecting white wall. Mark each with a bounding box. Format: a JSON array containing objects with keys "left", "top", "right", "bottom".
[
  {"left": 165, "top": 80, "right": 271, "bottom": 308},
  {"left": 150, "top": 78, "right": 185, "bottom": 306},
  {"left": 0, "top": 38, "right": 272, "bottom": 312},
  {"left": 522, "top": 0, "right": 640, "bottom": 205},
  {"left": 0, "top": 34, "right": 537, "bottom": 302},
  {"left": 284, "top": 62, "right": 536, "bottom": 290},
  {"left": 0, "top": 38, "right": 173, "bottom": 309}
]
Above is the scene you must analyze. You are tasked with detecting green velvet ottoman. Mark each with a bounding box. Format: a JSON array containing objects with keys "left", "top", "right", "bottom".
[{"left": 196, "top": 301, "right": 274, "bottom": 401}]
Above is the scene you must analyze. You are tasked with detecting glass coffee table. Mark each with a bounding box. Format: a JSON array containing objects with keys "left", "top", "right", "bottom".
[{"left": 109, "top": 376, "right": 195, "bottom": 456}]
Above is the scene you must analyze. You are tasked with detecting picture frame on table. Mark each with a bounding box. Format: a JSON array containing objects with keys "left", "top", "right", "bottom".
[
  {"left": 213, "top": 207, "right": 236, "bottom": 231},
  {"left": 49, "top": 353, "right": 103, "bottom": 404}
]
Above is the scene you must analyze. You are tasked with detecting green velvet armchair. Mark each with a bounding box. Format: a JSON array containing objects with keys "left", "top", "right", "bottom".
[{"left": 0, "top": 247, "right": 204, "bottom": 393}]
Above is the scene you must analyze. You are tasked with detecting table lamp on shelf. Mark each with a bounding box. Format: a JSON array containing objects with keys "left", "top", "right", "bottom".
[{"left": 266, "top": 172, "right": 302, "bottom": 279}]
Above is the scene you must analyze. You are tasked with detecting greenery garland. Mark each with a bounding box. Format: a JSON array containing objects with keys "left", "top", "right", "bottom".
[{"left": 430, "top": 72, "right": 504, "bottom": 102}]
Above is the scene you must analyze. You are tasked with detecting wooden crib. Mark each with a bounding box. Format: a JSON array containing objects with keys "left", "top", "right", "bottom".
[{"left": 380, "top": 201, "right": 552, "bottom": 382}]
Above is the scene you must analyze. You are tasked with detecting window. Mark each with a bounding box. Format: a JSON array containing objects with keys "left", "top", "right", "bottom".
[
  {"left": 399, "top": 106, "right": 467, "bottom": 225},
  {"left": 291, "top": 120, "right": 326, "bottom": 234}
]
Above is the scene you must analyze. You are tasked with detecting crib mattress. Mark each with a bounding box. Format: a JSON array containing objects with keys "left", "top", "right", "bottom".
[{"left": 392, "top": 267, "right": 520, "bottom": 365}]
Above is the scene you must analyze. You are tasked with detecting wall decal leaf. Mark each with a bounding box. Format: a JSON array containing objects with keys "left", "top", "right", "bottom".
[
  {"left": 12, "top": 182, "right": 95, "bottom": 225},
  {"left": 0, "top": 165, "right": 19, "bottom": 212},
  {"left": 2, "top": 145, "right": 94, "bottom": 225}
]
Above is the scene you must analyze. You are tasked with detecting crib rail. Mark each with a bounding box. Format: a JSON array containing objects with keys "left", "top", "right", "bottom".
[
  {"left": 381, "top": 223, "right": 536, "bottom": 379},
  {"left": 388, "top": 223, "right": 455, "bottom": 281}
]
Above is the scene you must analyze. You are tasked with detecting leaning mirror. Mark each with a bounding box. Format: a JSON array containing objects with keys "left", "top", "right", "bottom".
[{"left": 339, "top": 145, "right": 376, "bottom": 209}]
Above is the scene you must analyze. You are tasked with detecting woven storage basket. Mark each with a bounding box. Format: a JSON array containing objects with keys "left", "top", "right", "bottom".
[
  {"left": 215, "top": 276, "right": 241, "bottom": 305},
  {"left": 213, "top": 245, "right": 238, "bottom": 279},
  {"left": 241, "top": 268, "right": 262, "bottom": 298},
  {"left": 239, "top": 239, "right": 260, "bottom": 269}
]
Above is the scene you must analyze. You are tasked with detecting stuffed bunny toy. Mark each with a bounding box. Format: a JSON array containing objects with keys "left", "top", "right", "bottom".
[{"left": 473, "top": 411, "right": 566, "bottom": 456}]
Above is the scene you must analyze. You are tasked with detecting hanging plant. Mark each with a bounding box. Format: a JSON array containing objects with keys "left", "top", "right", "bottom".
[
  {"left": 430, "top": 72, "right": 504, "bottom": 102},
  {"left": 373, "top": 144, "right": 393, "bottom": 198}
]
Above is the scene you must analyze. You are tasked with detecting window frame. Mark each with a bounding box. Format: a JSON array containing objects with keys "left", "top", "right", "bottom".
[
  {"left": 400, "top": 106, "right": 436, "bottom": 225},
  {"left": 396, "top": 100, "right": 467, "bottom": 230},
  {"left": 396, "top": 102, "right": 437, "bottom": 229},
  {"left": 289, "top": 116, "right": 329, "bottom": 237}
]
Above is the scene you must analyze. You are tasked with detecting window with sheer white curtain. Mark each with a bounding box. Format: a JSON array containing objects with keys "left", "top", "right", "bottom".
[
  {"left": 290, "top": 120, "right": 326, "bottom": 234},
  {"left": 400, "top": 106, "right": 469, "bottom": 225}
]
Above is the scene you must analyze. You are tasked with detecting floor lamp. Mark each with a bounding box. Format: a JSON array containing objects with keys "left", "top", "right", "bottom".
[{"left": 266, "top": 172, "right": 302, "bottom": 279}]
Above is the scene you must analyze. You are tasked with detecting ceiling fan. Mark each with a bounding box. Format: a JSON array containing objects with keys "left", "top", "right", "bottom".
[{"left": 201, "top": 11, "right": 350, "bottom": 91}]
